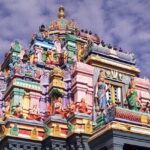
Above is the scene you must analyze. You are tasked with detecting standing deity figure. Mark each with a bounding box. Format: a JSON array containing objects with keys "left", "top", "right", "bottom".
[
  {"left": 20, "top": 49, "right": 25, "bottom": 60},
  {"left": 77, "top": 44, "right": 87, "bottom": 62},
  {"left": 95, "top": 70, "right": 110, "bottom": 111},
  {"left": 63, "top": 50, "right": 68, "bottom": 64},
  {"left": 54, "top": 40, "right": 61, "bottom": 54},
  {"left": 35, "top": 46, "right": 43, "bottom": 63},
  {"left": 126, "top": 78, "right": 141, "bottom": 111},
  {"left": 29, "top": 48, "right": 35, "bottom": 65},
  {"left": 2, "top": 101, "right": 10, "bottom": 118}
]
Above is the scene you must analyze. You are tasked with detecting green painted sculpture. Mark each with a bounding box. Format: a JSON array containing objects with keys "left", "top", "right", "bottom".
[
  {"left": 126, "top": 78, "right": 141, "bottom": 111},
  {"left": 44, "top": 125, "right": 51, "bottom": 135},
  {"left": 67, "top": 121, "right": 75, "bottom": 132},
  {"left": 10, "top": 124, "right": 19, "bottom": 136}
]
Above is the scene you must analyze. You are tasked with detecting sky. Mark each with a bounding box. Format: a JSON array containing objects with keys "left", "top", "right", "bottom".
[{"left": 0, "top": 0, "right": 150, "bottom": 78}]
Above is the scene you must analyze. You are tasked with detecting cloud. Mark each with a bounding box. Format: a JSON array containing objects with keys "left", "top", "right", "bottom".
[{"left": 0, "top": 0, "right": 150, "bottom": 78}]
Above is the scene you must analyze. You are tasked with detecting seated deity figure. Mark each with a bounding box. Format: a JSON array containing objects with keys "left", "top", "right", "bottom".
[
  {"left": 13, "top": 103, "right": 23, "bottom": 118},
  {"left": 95, "top": 70, "right": 110, "bottom": 111},
  {"left": 46, "top": 50, "right": 55, "bottom": 65},
  {"left": 70, "top": 100, "right": 76, "bottom": 113},
  {"left": 54, "top": 97, "right": 64, "bottom": 117},
  {"left": 126, "top": 78, "right": 142, "bottom": 111},
  {"left": 78, "top": 98, "right": 88, "bottom": 113},
  {"left": 28, "top": 104, "right": 41, "bottom": 121},
  {"left": 54, "top": 40, "right": 61, "bottom": 54},
  {"left": 64, "top": 101, "right": 76, "bottom": 117},
  {"left": 63, "top": 105, "right": 70, "bottom": 118}
]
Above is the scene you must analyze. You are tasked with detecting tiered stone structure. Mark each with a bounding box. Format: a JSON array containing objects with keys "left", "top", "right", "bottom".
[{"left": 0, "top": 6, "right": 150, "bottom": 150}]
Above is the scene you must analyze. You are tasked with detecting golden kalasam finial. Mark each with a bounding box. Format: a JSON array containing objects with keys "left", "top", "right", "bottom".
[{"left": 58, "top": 5, "right": 65, "bottom": 19}]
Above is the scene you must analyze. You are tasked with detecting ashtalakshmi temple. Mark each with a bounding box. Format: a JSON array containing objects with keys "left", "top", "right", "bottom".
[{"left": 0, "top": 6, "right": 150, "bottom": 150}]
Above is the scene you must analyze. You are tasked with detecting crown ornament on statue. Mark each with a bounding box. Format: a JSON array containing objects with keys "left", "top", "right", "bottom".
[{"left": 58, "top": 5, "right": 65, "bottom": 19}]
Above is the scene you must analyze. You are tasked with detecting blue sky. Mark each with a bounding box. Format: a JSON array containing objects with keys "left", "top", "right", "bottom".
[{"left": 0, "top": 0, "right": 150, "bottom": 78}]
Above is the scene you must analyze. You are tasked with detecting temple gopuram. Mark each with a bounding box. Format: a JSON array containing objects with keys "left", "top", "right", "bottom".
[{"left": 0, "top": 6, "right": 150, "bottom": 150}]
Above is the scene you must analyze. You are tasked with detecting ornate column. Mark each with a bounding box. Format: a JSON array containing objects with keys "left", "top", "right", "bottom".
[
  {"left": 71, "top": 62, "right": 94, "bottom": 113},
  {"left": 63, "top": 70, "right": 72, "bottom": 108},
  {"left": 10, "top": 88, "right": 25, "bottom": 114},
  {"left": 40, "top": 70, "right": 49, "bottom": 119},
  {"left": 49, "top": 67, "right": 65, "bottom": 116}
]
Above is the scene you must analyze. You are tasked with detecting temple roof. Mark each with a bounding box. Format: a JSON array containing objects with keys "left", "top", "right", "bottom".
[{"left": 49, "top": 6, "right": 78, "bottom": 32}]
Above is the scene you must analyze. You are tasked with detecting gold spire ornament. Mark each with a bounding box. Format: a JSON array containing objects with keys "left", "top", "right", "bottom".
[{"left": 58, "top": 5, "right": 65, "bottom": 19}]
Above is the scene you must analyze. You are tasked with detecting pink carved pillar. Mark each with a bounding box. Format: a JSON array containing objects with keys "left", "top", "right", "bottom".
[
  {"left": 71, "top": 62, "right": 94, "bottom": 113},
  {"left": 134, "top": 77, "right": 150, "bottom": 112}
]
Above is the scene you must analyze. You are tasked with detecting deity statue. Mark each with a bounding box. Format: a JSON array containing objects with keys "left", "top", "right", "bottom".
[
  {"left": 35, "top": 69, "right": 42, "bottom": 80},
  {"left": 2, "top": 101, "right": 10, "bottom": 119},
  {"left": 69, "top": 100, "right": 76, "bottom": 113},
  {"left": 54, "top": 40, "right": 61, "bottom": 54},
  {"left": 78, "top": 98, "right": 88, "bottom": 113},
  {"left": 46, "top": 50, "right": 55, "bottom": 65},
  {"left": 28, "top": 104, "right": 41, "bottom": 121},
  {"left": 95, "top": 70, "right": 110, "bottom": 111},
  {"left": 77, "top": 44, "right": 87, "bottom": 62},
  {"left": 44, "top": 30, "right": 49, "bottom": 40},
  {"left": 14, "top": 65, "right": 21, "bottom": 75},
  {"left": 63, "top": 106, "right": 70, "bottom": 118},
  {"left": 20, "top": 49, "right": 25, "bottom": 60},
  {"left": 13, "top": 103, "right": 23, "bottom": 118},
  {"left": 9, "top": 57, "right": 20, "bottom": 77},
  {"left": 47, "top": 102, "right": 52, "bottom": 116},
  {"left": 63, "top": 50, "right": 68, "bottom": 64},
  {"left": 126, "top": 78, "right": 142, "bottom": 111},
  {"left": 53, "top": 97, "right": 64, "bottom": 117},
  {"left": 29, "top": 48, "right": 35, "bottom": 65},
  {"left": 11, "top": 41, "right": 22, "bottom": 52},
  {"left": 35, "top": 46, "right": 43, "bottom": 63},
  {"left": 32, "top": 104, "right": 39, "bottom": 114}
]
